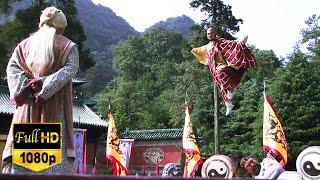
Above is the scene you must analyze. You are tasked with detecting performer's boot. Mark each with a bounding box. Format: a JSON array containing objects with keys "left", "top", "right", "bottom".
[
  {"left": 225, "top": 101, "right": 234, "bottom": 116},
  {"left": 227, "top": 90, "right": 233, "bottom": 100}
]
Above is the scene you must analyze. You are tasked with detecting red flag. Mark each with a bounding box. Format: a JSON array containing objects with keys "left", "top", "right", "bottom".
[
  {"left": 183, "top": 106, "right": 203, "bottom": 177},
  {"left": 263, "top": 93, "right": 288, "bottom": 167}
]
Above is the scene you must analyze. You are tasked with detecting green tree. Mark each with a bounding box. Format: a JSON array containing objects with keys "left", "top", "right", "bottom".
[
  {"left": 96, "top": 28, "right": 186, "bottom": 131},
  {"left": 113, "top": 36, "right": 148, "bottom": 81},
  {"left": 190, "top": 0, "right": 243, "bottom": 39},
  {"left": 244, "top": 49, "right": 282, "bottom": 82},
  {"left": 165, "top": 58, "right": 216, "bottom": 154},
  {"left": 301, "top": 14, "right": 320, "bottom": 66},
  {"left": 268, "top": 51, "right": 320, "bottom": 170},
  {"left": 221, "top": 79, "right": 264, "bottom": 160},
  {"left": 83, "top": 60, "right": 114, "bottom": 96}
]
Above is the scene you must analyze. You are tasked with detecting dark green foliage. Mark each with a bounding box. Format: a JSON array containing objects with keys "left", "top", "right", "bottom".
[
  {"left": 190, "top": 0, "right": 243, "bottom": 39},
  {"left": 0, "top": 5, "right": 41, "bottom": 49},
  {"left": 96, "top": 28, "right": 186, "bottom": 131},
  {"left": 163, "top": 57, "right": 216, "bottom": 155},
  {"left": 267, "top": 52, "right": 320, "bottom": 170},
  {"left": 83, "top": 59, "right": 114, "bottom": 96},
  {"left": 301, "top": 14, "right": 320, "bottom": 66},
  {"left": 221, "top": 79, "right": 264, "bottom": 160},
  {"left": 75, "top": 0, "right": 137, "bottom": 96},
  {"left": 244, "top": 49, "right": 282, "bottom": 82},
  {"left": 143, "top": 27, "right": 184, "bottom": 63},
  {"left": 113, "top": 36, "right": 148, "bottom": 81}
]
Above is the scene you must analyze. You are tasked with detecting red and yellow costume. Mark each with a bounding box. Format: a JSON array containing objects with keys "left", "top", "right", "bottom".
[{"left": 191, "top": 38, "right": 256, "bottom": 102}]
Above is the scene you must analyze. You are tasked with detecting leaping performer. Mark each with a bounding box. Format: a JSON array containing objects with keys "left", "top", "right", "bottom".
[{"left": 191, "top": 26, "right": 257, "bottom": 115}]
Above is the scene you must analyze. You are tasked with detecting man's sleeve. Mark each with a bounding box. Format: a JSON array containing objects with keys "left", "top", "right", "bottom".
[
  {"left": 6, "top": 50, "right": 31, "bottom": 105},
  {"left": 36, "top": 45, "right": 79, "bottom": 100},
  {"left": 191, "top": 44, "right": 210, "bottom": 65}
]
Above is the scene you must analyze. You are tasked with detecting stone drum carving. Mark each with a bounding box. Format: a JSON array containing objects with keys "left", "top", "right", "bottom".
[
  {"left": 296, "top": 146, "right": 320, "bottom": 180},
  {"left": 201, "top": 154, "right": 236, "bottom": 178},
  {"left": 162, "top": 163, "right": 182, "bottom": 176}
]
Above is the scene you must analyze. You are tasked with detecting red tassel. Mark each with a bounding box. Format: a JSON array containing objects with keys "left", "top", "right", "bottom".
[{"left": 92, "top": 166, "right": 97, "bottom": 174}]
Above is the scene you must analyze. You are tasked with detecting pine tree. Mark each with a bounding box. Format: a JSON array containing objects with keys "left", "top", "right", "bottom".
[
  {"left": 190, "top": 0, "right": 243, "bottom": 39},
  {"left": 268, "top": 51, "right": 320, "bottom": 170},
  {"left": 96, "top": 28, "right": 186, "bottom": 131}
]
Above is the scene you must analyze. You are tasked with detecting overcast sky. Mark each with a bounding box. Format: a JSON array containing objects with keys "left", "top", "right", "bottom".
[{"left": 91, "top": 0, "right": 319, "bottom": 58}]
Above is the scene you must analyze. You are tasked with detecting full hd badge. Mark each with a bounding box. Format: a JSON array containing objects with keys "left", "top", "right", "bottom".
[{"left": 12, "top": 123, "right": 62, "bottom": 172}]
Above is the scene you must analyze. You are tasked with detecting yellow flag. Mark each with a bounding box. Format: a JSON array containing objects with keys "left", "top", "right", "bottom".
[
  {"left": 106, "top": 112, "right": 128, "bottom": 176},
  {"left": 183, "top": 106, "right": 203, "bottom": 177},
  {"left": 263, "top": 94, "right": 288, "bottom": 167}
]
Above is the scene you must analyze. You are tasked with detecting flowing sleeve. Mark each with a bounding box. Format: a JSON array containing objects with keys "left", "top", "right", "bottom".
[
  {"left": 219, "top": 39, "right": 256, "bottom": 68},
  {"left": 6, "top": 50, "right": 31, "bottom": 105},
  {"left": 191, "top": 43, "right": 212, "bottom": 65},
  {"left": 37, "top": 45, "right": 79, "bottom": 100}
]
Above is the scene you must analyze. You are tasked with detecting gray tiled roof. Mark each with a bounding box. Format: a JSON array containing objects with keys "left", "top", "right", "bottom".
[
  {"left": 0, "top": 86, "right": 14, "bottom": 114},
  {"left": 121, "top": 129, "right": 183, "bottom": 140},
  {"left": 0, "top": 86, "right": 107, "bottom": 127},
  {"left": 73, "top": 105, "right": 107, "bottom": 127},
  {"left": 72, "top": 76, "right": 86, "bottom": 84}
]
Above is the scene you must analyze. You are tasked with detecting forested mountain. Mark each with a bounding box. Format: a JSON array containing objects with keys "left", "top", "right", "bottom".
[
  {"left": 0, "top": 0, "right": 32, "bottom": 25},
  {"left": 0, "top": 0, "right": 137, "bottom": 52},
  {"left": 77, "top": 0, "right": 197, "bottom": 96},
  {"left": 145, "top": 15, "right": 195, "bottom": 37},
  {"left": 75, "top": 0, "right": 137, "bottom": 52}
]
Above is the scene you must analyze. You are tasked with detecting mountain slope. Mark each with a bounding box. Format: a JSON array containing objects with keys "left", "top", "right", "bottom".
[
  {"left": 75, "top": 0, "right": 137, "bottom": 52},
  {"left": 0, "top": 0, "right": 31, "bottom": 25},
  {"left": 145, "top": 15, "right": 195, "bottom": 37}
]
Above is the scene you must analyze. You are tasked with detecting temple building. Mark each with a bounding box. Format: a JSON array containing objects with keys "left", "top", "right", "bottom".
[{"left": 121, "top": 128, "right": 183, "bottom": 176}]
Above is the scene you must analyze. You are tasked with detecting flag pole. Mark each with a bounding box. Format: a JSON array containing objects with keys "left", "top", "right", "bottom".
[
  {"left": 185, "top": 90, "right": 188, "bottom": 107},
  {"left": 213, "top": 83, "right": 220, "bottom": 154},
  {"left": 263, "top": 81, "right": 266, "bottom": 95},
  {"left": 108, "top": 97, "right": 112, "bottom": 114},
  {"left": 106, "top": 97, "right": 111, "bottom": 174}
]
